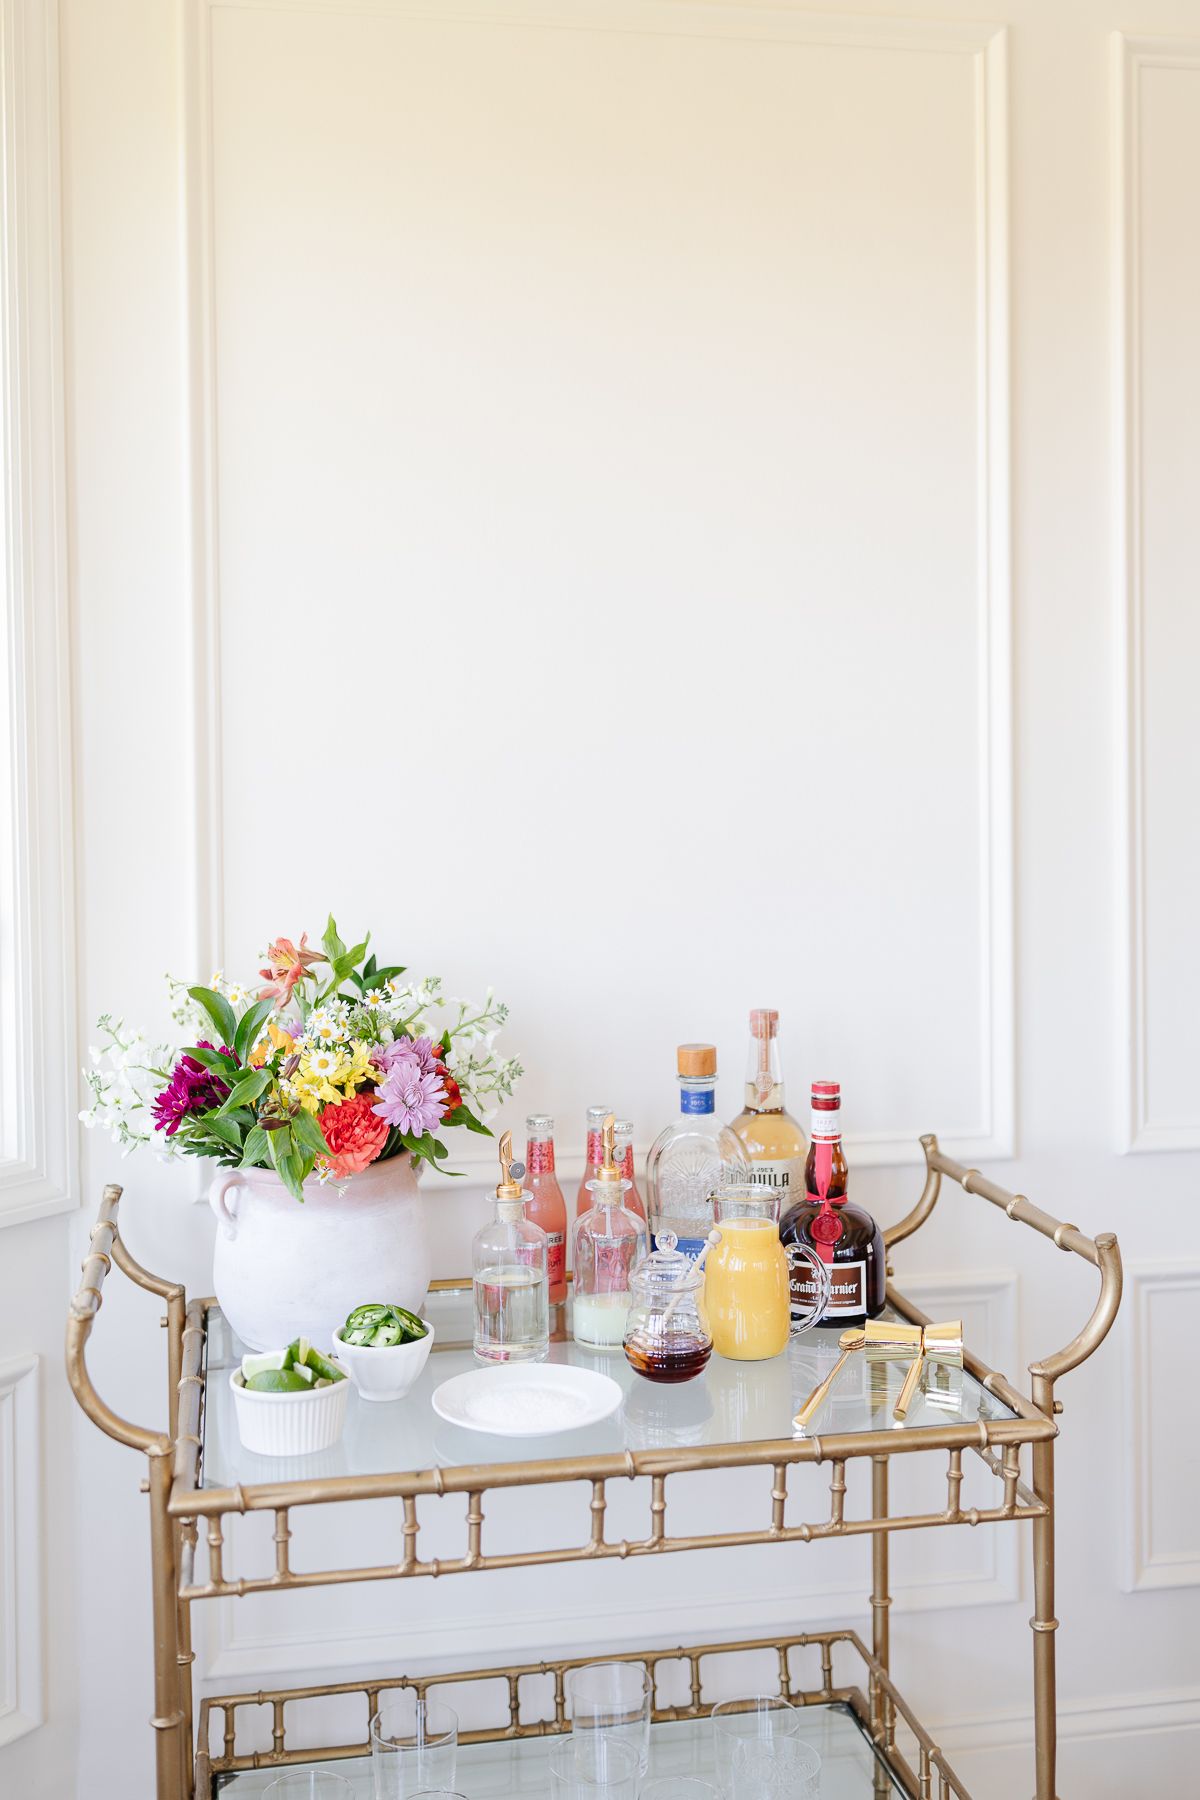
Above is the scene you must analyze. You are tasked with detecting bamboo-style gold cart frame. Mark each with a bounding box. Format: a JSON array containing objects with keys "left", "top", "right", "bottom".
[{"left": 67, "top": 1134, "right": 1122, "bottom": 1800}]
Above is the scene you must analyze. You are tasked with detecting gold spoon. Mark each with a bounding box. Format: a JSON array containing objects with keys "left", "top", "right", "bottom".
[{"left": 792, "top": 1326, "right": 867, "bottom": 1432}]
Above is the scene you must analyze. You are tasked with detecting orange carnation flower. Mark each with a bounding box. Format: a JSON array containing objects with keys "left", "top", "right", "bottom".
[{"left": 319, "top": 1092, "right": 389, "bottom": 1179}]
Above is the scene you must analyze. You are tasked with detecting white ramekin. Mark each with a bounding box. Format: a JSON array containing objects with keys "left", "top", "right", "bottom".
[
  {"left": 333, "top": 1321, "right": 435, "bottom": 1402},
  {"left": 229, "top": 1358, "right": 350, "bottom": 1456}
]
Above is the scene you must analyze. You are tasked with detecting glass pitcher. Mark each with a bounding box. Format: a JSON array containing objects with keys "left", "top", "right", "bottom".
[
  {"left": 704, "top": 1188, "right": 830, "bottom": 1360},
  {"left": 623, "top": 1234, "right": 712, "bottom": 1384}
]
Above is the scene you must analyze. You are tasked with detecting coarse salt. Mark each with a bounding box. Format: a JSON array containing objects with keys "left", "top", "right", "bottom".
[{"left": 462, "top": 1385, "right": 592, "bottom": 1434}]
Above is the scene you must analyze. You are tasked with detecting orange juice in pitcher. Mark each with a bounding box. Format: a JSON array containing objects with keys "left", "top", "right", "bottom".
[{"left": 705, "top": 1189, "right": 829, "bottom": 1360}]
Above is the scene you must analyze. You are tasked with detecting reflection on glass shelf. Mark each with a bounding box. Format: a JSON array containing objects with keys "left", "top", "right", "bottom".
[
  {"left": 202, "top": 1292, "right": 1014, "bottom": 1491},
  {"left": 214, "top": 1705, "right": 906, "bottom": 1797}
]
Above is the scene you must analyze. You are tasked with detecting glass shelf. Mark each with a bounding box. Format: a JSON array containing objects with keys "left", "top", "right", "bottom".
[
  {"left": 201, "top": 1290, "right": 1016, "bottom": 1491},
  {"left": 213, "top": 1702, "right": 905, "bottom": 1796}
]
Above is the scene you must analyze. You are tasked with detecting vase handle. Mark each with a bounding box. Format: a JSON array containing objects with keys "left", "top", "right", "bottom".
[{"left": 209, "top": 1171, "right": 242, "bottom": 1240}]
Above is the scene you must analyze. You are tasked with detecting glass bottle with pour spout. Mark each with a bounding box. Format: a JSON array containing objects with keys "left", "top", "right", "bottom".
[
  {"left": 472, "top": 1131, "right": 549, "bottom": 1362},
  {"left": 571, "top": 1113, "right": 649, "bottom": 1349}
]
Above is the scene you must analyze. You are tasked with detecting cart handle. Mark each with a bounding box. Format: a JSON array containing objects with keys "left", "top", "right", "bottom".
[
  {"left": 66, "top": 1183, "right": 179, "bottom": 1455},
  {"left": 886, "top": 1133, "right": 1122, "bottom": 1393}
]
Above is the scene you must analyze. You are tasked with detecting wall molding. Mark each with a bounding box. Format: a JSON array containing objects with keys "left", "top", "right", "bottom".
[
  {"left": 1121, "top": 1262, "right": 1200, "bottom": 1592},
  {"left": 934, "top": 1679, "right": 1200, "bottom": 1757},
  {"left": 201, "top": 1269, "right": 1019, "bottom": 1681},
  {"left": 184, "top": 1, "right": 1012, "bottom": 1179},
  {"left": 1113, "top": 32, "right": 1200, "bottom": 1154},
  {"left": 0, "top": 0, "right": 77, "bottom": 1227},
  {"left": 0, "top": 1354, "right": 42, "bottom": 1748}
]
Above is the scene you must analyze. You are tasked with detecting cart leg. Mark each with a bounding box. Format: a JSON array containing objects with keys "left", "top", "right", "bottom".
[
  {"left": 871, "top": 1455, "right": 892, "bottom": 1797},
  {"left": 177, "top": 1535, "right": 195, "bottom": 1799},
  {"left": 1030, "top": 1382, "right": 1059, "bottom": 1800},
  {"left": 148, "top": 1445, "right": 185, "bottom": 1800}
]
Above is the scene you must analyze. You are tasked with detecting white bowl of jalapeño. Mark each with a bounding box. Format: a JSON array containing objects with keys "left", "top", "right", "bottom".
[{"left": 333, "top": 1302, "right": 434, "bottom": 1403}]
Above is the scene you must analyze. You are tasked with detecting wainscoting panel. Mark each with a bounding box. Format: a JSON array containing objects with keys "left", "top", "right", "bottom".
[
  {"left": 185, "top": 0, "right": 1012, "bottom": 1173},
  {"left": 1121, "top": 1263, "right": 1200, "bottom": 1591},
  {"left": 1115, "top": 33, "right": 1200, "bottom": 1153},
  {"left": 0, "top": 1355, "right": 42, "bottom": 1747}
]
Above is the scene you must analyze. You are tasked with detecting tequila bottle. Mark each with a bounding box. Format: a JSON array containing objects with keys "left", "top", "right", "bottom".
[
  {"left": 472, "top": 1131, "right": 549, "bottom": 1362},
  {"left": 524, "top": 1113, "right": 568, "bottom": 1304},
  {"left": 729, "top": 1008, "right": 807, "bottom": 1201},
  {"left": 571, "top": 1114, "right": 649, "bottom": 1348},
  {"left": 645, "top": 1043, "right": 747, "bottom": 1256},
  {"left": 779, "top": 1081, "right": 885, "bottom": 1328}
]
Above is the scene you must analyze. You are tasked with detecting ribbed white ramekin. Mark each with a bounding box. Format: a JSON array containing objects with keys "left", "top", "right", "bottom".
[{"left": 229, "top": 1360, "right": 350, "bottom": 1457}]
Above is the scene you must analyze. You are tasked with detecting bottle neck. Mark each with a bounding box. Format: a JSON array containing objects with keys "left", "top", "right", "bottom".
[
  {"left": 679, "top": 1078, "right": 716, "bottom": 1116},
  {"left": 526, "top": 1138, "right": 555, "bottom": 1174},
  {"left": 495, "top": 1196, "right": 526, "bottom": 1222},
  {"left": 619, "top": 1143, "right": 635, "bottom": 1180},
  {"left": 745, "top": 1034, "right": 783, "bottom": 1111},
  {"left": 585, "top": 1128, "right": 604, "bottom": 1167},
  {"left": 810, "top": 1110, "right": 841, "bottom": 1143}
]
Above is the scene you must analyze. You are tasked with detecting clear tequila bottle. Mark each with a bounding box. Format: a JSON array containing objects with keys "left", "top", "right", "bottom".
[
  {"left": 645, "top": 1043, "right": 747, "bottom": 1256},
  {"left": 472, "top": 1131, "right": 549, "bottom": 1362}
]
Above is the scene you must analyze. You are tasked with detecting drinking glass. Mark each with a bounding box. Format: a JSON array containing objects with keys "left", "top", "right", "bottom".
[
  {"left": 567, "top": 1660, "right": 652, "bottom": 1772},
  {"left": 731, "top": 1736, "right": 821, "bottom": 1798},
  {"left": 710, "top": 1694, "right": 799, "bottom": 1792},
  {"left": 370, "top": 1693, "right": 458, "bottom": 1798},
  {"left": 548, "top": 1734, "right": 641, "bottom": 1798},
  {"left": 263, "top": 1775, "right": 353, "bottom": 1799},
  {"left": 640, "top": 1780, "right": 719, "bottom": 1798}
]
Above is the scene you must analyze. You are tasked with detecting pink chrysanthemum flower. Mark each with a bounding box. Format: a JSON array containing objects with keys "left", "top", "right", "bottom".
[{"left": 371, "top": 1053, "right": 447, "bottom": 1136}]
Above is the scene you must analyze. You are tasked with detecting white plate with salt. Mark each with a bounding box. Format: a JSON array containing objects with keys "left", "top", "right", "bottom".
[{"left": 430, "top": 1364, "right": 623, "bottom": 1437}]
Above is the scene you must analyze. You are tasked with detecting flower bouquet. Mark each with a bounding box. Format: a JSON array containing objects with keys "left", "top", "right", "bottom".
[
  {"left": 83, "top": 916, "right": 521, "bottom": 1198},
  {"left": 81, "top": 919, "right": 523, "bottom": 1348}
]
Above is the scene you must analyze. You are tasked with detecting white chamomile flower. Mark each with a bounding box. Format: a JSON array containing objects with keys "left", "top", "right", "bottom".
[
  {"left": 385, "top": 976, "right": 406, "bottom": 999},
  {"left": 308, "top": 1009, "right": 346, "bottom": 1044},
  {"left": 227, "top": 983, "right": 249, "bottom": 1007},
  {"left": 209, "top": 970, "right": 225, "bottom": 991},
  {"left": 306, "top": 1046, "right": 341, "bottom": 1079},
  {"left": 362, "top": 988, "right": 388, "bottom": 1010}
]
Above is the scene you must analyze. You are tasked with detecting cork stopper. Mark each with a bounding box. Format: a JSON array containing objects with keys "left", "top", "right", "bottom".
[
  {"left": 749, "top": 1008, "right": 778, "bottom": 1040},
  {"left": 677, "top": 1042, "right": 717, "bottom": 1078}
]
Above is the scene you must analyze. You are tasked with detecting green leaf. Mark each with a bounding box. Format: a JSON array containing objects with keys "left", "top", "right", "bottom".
[
  {"left": 267, "top": 1125, "right": 305, "bottom": 1200},
  {"left": 322, "top": 914, "right": 346, "bottom": 964},
  {"left": 291, "top": 1108, "right": 328, "bottom": 1159},
  {"left": 186, "top": 1044, "right": 239, "bottom": 1075},
  {"left": 370, "top": 963, "right": 407, "bottom": 983},
  {"left": 233, "top": 998, "right": 275, "bottom": 1065},
  {"left": 216, "top": 1067, "right": 272, "bottom": 1116},
  {"left": 443, "top": 1104, "right": 492, "bottom": 1137},
  {"left": 238, "top": 1125, "right": 269, "bottom": 1168},
  {"left": 188, "top": 986, "right": 237, "bottom": 1049},
  {"left": 203, "top": 1114, "right": 242, "bottom": 1151},
  {"left": 363, "top": 953, "right": 377, "bottom": 980},
  {"left": 331, "top": 939, "right": 370, "bottom": 983}
]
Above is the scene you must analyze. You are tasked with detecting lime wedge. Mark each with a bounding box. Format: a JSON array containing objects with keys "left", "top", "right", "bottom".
[
  {"left": 244, "top": 1369, "right": 312, "bottom": 1394},
  {"left": 296, "top": 1336, "right": 311, "bottom": 1369},
  {"left": 291, "top": 1362, "right": 315, "bottom": 1385},
  {"left": 302, "top": 1344, "right": 346, "bottom": 1384},
  {"left": 241, "top": 1350, "right": 288, "bottom": 1383}
]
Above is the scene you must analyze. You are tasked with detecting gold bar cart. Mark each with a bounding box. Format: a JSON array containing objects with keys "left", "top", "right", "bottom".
[{"left": 66, "top": 1134, "right": 1122, "bottom": 1799}]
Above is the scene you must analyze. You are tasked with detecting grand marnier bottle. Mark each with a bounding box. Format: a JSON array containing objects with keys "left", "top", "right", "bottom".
[{"left": 779, "top": 1081, "right": 885, "bottom": 1328}]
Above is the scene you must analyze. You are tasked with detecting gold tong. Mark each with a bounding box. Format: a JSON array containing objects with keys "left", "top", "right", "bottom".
[{"left": 793, "top": 1317, "right": 963, "bottom": 1430}]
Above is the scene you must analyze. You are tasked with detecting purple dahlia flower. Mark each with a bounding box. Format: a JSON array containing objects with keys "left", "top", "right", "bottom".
[{"left": 151, "top": 1042, "right": 232, "bottom": 1137}]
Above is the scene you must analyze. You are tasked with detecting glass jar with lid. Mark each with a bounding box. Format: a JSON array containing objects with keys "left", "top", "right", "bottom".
[{"left": 623, "top": 1233, "right": 712, "bottom": 1384}]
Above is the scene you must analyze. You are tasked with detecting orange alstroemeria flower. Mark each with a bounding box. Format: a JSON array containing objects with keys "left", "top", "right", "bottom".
[{"left": 258, "top": 933, "right": 325, "bottom": 1004}]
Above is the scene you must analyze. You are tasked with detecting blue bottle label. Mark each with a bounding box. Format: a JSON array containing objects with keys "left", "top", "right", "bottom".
[
  {"left": 680, "top": 1086, "right": 715, "bottom": 1115},
  {"left": 652, "top": 1232, "right": 707, "bottom": 1258}
]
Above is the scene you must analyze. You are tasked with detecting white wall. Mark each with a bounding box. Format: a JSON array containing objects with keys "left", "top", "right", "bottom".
[{"left": 2, "top": 0, "right": 1197, "bottom": 1793}]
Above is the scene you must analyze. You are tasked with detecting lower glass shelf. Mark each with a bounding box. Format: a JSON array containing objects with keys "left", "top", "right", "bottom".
[{"left": 212, "top": 1703, "right": 906, "bottom": 1796}]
